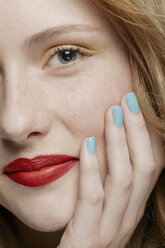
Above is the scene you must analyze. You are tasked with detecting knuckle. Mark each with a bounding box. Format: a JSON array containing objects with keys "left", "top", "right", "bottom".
[
  {"left": 139, "top": 162, "right": 157, "bottom": 178},
  {"left": 110, "top": 131, "right": 126, "bottom": 147},
  {"left": 135, "top": 121, "right": 146, "bottom": 133},
  {"left": 112, "top": 137, "right": 126, "bottom": 148},
  {"left": 87, "top": 189, "right": 104, "bottom": 205},
  {"left": 114, "top": 173, "right": 133, "bottom": 192},
  {"left": 105, "top": 129, "right": 126, "bottom": 149},
  {"left": 122, "top": 179, "right": 133, "bottom": 192},
  {"left": 128, "top": 119, "right": 146, "bottom": 136}
]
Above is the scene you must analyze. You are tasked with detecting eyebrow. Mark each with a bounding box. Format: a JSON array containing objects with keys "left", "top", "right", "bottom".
[{"left": 23, "top": 24, "right": 102, "bottom": 50}]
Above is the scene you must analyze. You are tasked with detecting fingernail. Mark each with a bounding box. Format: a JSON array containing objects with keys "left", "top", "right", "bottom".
[
  {"left": 86, "top": 137, "right": 96, "bottom": 154},
  {"left": 112, "top": 106, "right": 123, "bottom": 127},
  {"left": 125, "top": 92, "right": 139, "bottom": 114}
]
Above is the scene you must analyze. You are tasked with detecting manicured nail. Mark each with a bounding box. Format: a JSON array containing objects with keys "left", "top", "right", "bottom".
[
  {"left": 86, "top": 137, "right": 96, "bottom": 154},
  {"left": 112, "top": 106, "right": 123, "bottom": 127},
  {"left": 125, "top": 92, "right": 139, "bottom": 114}
]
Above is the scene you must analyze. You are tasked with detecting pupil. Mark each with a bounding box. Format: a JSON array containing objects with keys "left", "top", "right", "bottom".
[{"left": 61, "top": 50, "right": 75, "bottom": 62}]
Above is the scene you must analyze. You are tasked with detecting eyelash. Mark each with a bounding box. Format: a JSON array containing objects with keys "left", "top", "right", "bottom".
[{"left": 44, "top": 45, "right": 95, "bottom": 71}]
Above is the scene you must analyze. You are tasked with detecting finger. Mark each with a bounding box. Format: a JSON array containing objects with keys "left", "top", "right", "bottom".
[
  {"left": 122, "top": 92, "right": 158, "bottom": 204},
  {"left": 146, "top": 123, "right": 165, "bottom": 171},
  {"left": 119, "top": 92, "right": 160, "bottom": 236},
  {"left": 111, "top": 92, "right": 162, "bottom": 247},
  {"left": 100, "top": 105, "right": 133, "bottom": 243},
  {"left": 67, "top": 137, "right": 104, "bottom": 243}
]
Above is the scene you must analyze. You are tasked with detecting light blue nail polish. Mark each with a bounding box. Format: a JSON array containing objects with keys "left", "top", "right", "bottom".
[
  {"left": 112, "top": 106, "right": 123, "bottom": 127},
  {"left": 86, "top": 137, "right": 96, "bottom": 154},
  {"left": 125, "top": 92, "right": 139, "bottom": 114}
]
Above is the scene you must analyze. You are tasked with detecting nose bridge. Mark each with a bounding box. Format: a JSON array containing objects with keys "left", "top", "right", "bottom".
[{"left": 0, "top": 66, "right": 39, "bottom": 142}]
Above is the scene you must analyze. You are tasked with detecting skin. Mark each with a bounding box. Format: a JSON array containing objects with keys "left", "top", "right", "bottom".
[{"left": 0, "top": 0, "right": 164, "bottom": 247}]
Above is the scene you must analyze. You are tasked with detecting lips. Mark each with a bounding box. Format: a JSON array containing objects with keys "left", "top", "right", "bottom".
[
  {"left": 3, "top": 155, "right": 78, "bottom": 173},
  {"left": 3, "top": 155, "right": 79, "bottom": 187}
]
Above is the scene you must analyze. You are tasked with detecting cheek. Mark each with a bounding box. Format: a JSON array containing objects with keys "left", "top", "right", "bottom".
[{"left": 56, "top": 58, "right": 132, "bottom": 138}]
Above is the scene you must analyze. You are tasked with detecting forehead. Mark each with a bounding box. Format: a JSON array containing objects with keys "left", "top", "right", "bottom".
[
  {"left": 0, "top": 0, "right": 109, "bottom": 34},
  {"left": 0, "top": 0, "right": 115, "bottom": 55}
]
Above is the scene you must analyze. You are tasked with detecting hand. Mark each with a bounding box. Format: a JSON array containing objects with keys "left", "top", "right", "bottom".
[{"left": 57, "top": 92, "right": 164, "bottom": 248}]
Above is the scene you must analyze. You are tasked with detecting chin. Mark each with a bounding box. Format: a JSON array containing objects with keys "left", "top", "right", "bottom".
[
  {"left": 8, "top": 193, "right": 77, "bottom": 232},
  {"left": 18, "top": 208, "right": 74, "bottom": 232},
  {"left": 1, "top": 165, "right": 79, "bottom": 232},
  {"left": 20, "top": 186, "right": 78, "bottom": 231}
]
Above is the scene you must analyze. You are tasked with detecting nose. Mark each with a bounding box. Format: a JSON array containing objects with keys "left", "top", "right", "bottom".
[
  {"left": 0, "top": 109, "right": 44, "bottom": 145},
  {"left": 0, "top": 72, "right": 50, "bottom": 146}
]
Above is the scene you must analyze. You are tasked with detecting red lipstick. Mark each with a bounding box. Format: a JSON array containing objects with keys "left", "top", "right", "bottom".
[{"left": 3, "top": 155, "right": 79, "bottom": 187}]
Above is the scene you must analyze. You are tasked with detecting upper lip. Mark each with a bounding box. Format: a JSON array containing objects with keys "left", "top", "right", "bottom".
[{"left": 3, "top": 155, "right": 79, "bottom": 174}]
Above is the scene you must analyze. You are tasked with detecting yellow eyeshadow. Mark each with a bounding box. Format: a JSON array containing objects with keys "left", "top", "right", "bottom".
[{"left": 41, "top": 45, "right": 99, "bottom": 68}]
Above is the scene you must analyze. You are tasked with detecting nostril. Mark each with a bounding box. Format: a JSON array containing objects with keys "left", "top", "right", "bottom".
[{"left": 28, "top": 132, "right": 40, "bottom": 139}]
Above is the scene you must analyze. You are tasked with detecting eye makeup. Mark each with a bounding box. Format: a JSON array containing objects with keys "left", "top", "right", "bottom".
[{"left": 42, "top": 44, "right": 97, "bottom": 71}]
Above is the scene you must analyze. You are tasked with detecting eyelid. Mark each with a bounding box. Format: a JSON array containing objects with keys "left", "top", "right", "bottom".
[{"left": 41, "top": 44, "right": 98, "bottom": 70}]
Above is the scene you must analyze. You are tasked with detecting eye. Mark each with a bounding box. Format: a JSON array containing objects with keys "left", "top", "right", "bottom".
[{"left": 44, "top": 45, "right": 96, "bottom": 71}]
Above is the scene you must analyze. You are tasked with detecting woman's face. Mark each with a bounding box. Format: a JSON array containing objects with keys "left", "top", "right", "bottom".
[{"left": 0, "top": 0, "right": 132, "bottom": 231}]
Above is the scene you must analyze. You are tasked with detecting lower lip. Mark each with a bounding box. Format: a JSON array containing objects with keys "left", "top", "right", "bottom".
[{"left": 5, "top": 160, "right": 78, "bottom": 187}]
